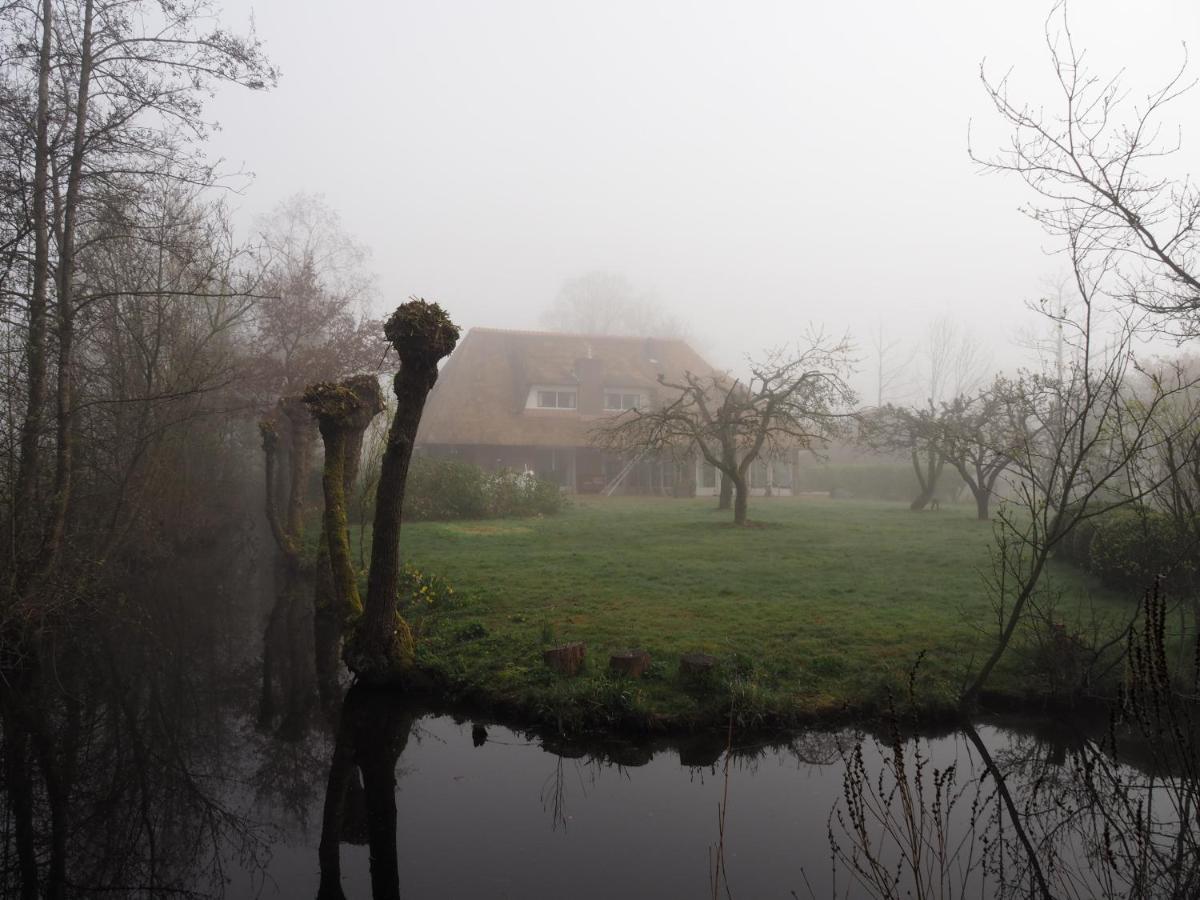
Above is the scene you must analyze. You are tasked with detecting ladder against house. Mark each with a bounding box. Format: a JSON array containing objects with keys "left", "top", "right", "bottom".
[{"left": 602, "top": 451, "right": 646, "bottom": 497}]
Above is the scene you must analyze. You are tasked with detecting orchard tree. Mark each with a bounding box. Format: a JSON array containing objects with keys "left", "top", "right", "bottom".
[
  {"left": 599, "top": 336, "right": 855, "bottom": 525},
  {"left": 864, "top": 378, "right": 1028, "bottom": 520},
  {"left": 859, "top": 402, "right": 949, "bottom": 511},
  {"left": 938, "top": 378, "right": 1029, "bottom": 520},
  {"left": 861, "top": 318, "right": 988, "bottom": 510}
]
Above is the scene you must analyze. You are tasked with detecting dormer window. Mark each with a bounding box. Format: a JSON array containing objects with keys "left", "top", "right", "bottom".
[
  {"left": 536, "top": 390, "right": 577, "bottom": 409},
  {"left": 605, "top": 392, "right": 641, "bottom": 411}
]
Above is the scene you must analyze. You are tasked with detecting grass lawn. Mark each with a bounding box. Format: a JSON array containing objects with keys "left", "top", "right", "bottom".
[{"left": 366, "top": 496, "right": 1134, "bottom": 732}]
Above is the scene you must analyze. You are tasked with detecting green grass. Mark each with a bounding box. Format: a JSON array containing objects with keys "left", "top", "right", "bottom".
[{"left": 358, "top": 496, "right": 1137, "bottom": 732}]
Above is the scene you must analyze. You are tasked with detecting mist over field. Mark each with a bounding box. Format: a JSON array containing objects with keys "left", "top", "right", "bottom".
[
  {"left": 207, "top": 0, "right": 1200, "bottom": 387},
  {"left": 1, "top": 1, "right": 1199, "bottom": 897}
]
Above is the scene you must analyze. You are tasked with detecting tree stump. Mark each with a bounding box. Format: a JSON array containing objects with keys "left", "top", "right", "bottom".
[
  {"left": 609, "top": 652, "right": 657, "bottom": 681},
  {"left": 543, "top": 642, "right": 586, "bottom": 676},
  {"left": 609, "top": 649, "right": 651, "bottom": 678},
  {"left": 679, "top": 652, "right": 717, "bottom": 684}
]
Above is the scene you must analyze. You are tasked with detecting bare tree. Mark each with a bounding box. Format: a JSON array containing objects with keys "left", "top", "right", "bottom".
[
  {"left": 249, "top": 193, "right": 381, "bottom": 400},
  {"left": 862, "top": 318, "right": 989, "bottom": 510},
  {"left": 0, "top": 4, "right": 275, "bottom": 894},
  {"left": 962, "top": 258, "right": 1200, "bottom": 704},
  {"left": 962, "top": 0, "right": 1200, "bottom": 703},
  {"left": 869, "top": 320, "right": 912, "bottom": 409},
  {"left": 938, "top": 378, "right": 1029, "bottom": 520},
  {"left": 972, "top": 1, "right": 1200, "bottom": 336},
  {"left": 598, "top": 336, "right": 855, "bottom": 525},
  {"left": 540, "top": 270, "right": 688, "bottom": 338}
]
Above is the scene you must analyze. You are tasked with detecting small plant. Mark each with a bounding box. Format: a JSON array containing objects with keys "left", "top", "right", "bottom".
[{"left": 396, "top": 563, "right": 457, "bottom": 610}]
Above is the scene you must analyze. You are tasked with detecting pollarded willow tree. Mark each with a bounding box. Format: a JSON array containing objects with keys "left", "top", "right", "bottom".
[
  {"left": 257, "top": 396, "right": 316, "bottom": 732},
  {"left": 303, "top": 375, "right": 385, "bottom": 714},
  {"left": 343, "top": 299, "right": 460, "bottom": 681},
  {"left": 598, "top": 337, "right": 855, "bottom": 525}
]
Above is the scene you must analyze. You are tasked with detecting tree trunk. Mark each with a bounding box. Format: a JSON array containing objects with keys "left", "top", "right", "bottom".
[
  {"left": 2, "top": 718, "right": 39, "bottom": 899},
  {"left": 315, "top": 703, "right": 355, "bottom": 900},
  {"left": 278, "top": 570, "right": 315, "bottom": 740},
  {"left": 316, "top": 427, "right": 361, "bottom": 628},
  {"left": 732, "top": 475, "right": 749, "bottom": 525},
  {"left": 30, "top": 712, "right": 68, "bottom": 900},
  {"left": 909, "top": 447, "right": 943, "bottom": 511},
  {"left": 40, "top": 0, "right": 96, "bottom": 575},
  {"left": 13, "top": 0, "right": 53, "bottom": 570},
  {"left": 974, "top": 488, "right": 990, "bottom": 520},
  {"left": 717, "top": 448, "right": 735, "bottom": 509},
  {"left": 312, "top": 536, "right": 341, "bottom": 717},
  {"left": 310, "top": 376, "right": 382, "bottom": 717}
]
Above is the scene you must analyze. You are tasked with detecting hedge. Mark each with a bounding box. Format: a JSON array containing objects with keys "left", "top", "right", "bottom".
[
  {"left": 1055, "top": 503, "right": 1196, "bottom": 594},
  {"left": 401, "top": 456, "right": 565, "bottom": 521}
]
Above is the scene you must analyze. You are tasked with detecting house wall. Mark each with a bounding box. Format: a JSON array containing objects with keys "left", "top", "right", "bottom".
[
  {"left": 693, "top": 453, "right": 799, "bottom": 497},
  {"left": 420, "top": 443, "right": 707, "bottom": 496}
]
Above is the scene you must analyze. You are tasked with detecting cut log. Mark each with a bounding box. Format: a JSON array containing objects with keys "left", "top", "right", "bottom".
[
  {"left": 679, "top": 652, "right": 717, "bottom": 683},
  {"left": 609, "top": 649, "right": 651, "bottom": 678},
  {"left": 543, "top": 642, "right": 586, "bottom": 676}
]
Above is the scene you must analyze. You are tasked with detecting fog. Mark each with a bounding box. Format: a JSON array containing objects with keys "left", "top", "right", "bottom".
[
  {"left": 6, "top": 2, "right": 1200, "bottom": 896},
  {"left": 208, "top": 0, "right": 1200, "bottom": 385}
]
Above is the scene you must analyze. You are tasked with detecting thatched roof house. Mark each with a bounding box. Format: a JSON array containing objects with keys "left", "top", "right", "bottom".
[{"left": 416, "top": 327, "right": 800, "bottom": 495}]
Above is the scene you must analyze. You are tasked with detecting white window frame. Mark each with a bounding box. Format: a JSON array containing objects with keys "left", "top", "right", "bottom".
[
  {"left": 604, "top": 390, "right": 642, "bottom": 411},
  {"left": 527, "top": 385, "right": 578, "bottom": 410}
]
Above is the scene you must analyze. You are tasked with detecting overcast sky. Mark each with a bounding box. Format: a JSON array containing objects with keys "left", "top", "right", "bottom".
[{"left": 207, "top": 0, "right": 1200, "bottom": 398}]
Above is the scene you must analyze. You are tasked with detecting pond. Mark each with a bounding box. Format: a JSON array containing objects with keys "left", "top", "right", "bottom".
[{"left": 212, "top": 689, "right": 1192, "bottom": 900}]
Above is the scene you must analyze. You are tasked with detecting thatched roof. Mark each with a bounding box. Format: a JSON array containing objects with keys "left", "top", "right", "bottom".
[{"left": 415, "top": 327, "right": 717, "bottom": 448}]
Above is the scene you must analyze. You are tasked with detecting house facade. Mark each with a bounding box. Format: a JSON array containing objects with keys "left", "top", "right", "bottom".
[{"left": 415, "top": 327, "right": 799, "bottom": 495}]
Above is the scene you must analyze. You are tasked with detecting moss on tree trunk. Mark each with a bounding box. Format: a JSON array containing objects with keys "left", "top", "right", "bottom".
[{"left": 305, "top": 377, "right": 385, "bottom": 697}]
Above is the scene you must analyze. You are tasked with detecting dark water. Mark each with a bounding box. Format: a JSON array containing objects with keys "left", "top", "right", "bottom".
[
  {"left": 220, "top": 703, "right": 1137, "bottom": 900},
  {"left": 249, "top": 714, "right": 843, "bottom": 898}
]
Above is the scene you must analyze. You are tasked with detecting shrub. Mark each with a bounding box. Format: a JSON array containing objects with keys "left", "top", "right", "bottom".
[
  {"left": 400, "top": 457, "right": 565, "bottom": 521},
  {"left": 403, "top": 456, "right": 489, "bottom": 520},
  {"left": 1087, "top": 506, "right": 1190, "bottom": 591}
]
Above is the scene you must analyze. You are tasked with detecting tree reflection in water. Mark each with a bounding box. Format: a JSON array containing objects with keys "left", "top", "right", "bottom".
[
  {"left": 0, "top": 542, "right": 273, "bottom": 898},
  {"left": 316, "top": 685, "right": 417, "bottom": 900},
  {"left": 829, "top": 591, "right": 1198, "bottom": 900}
]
